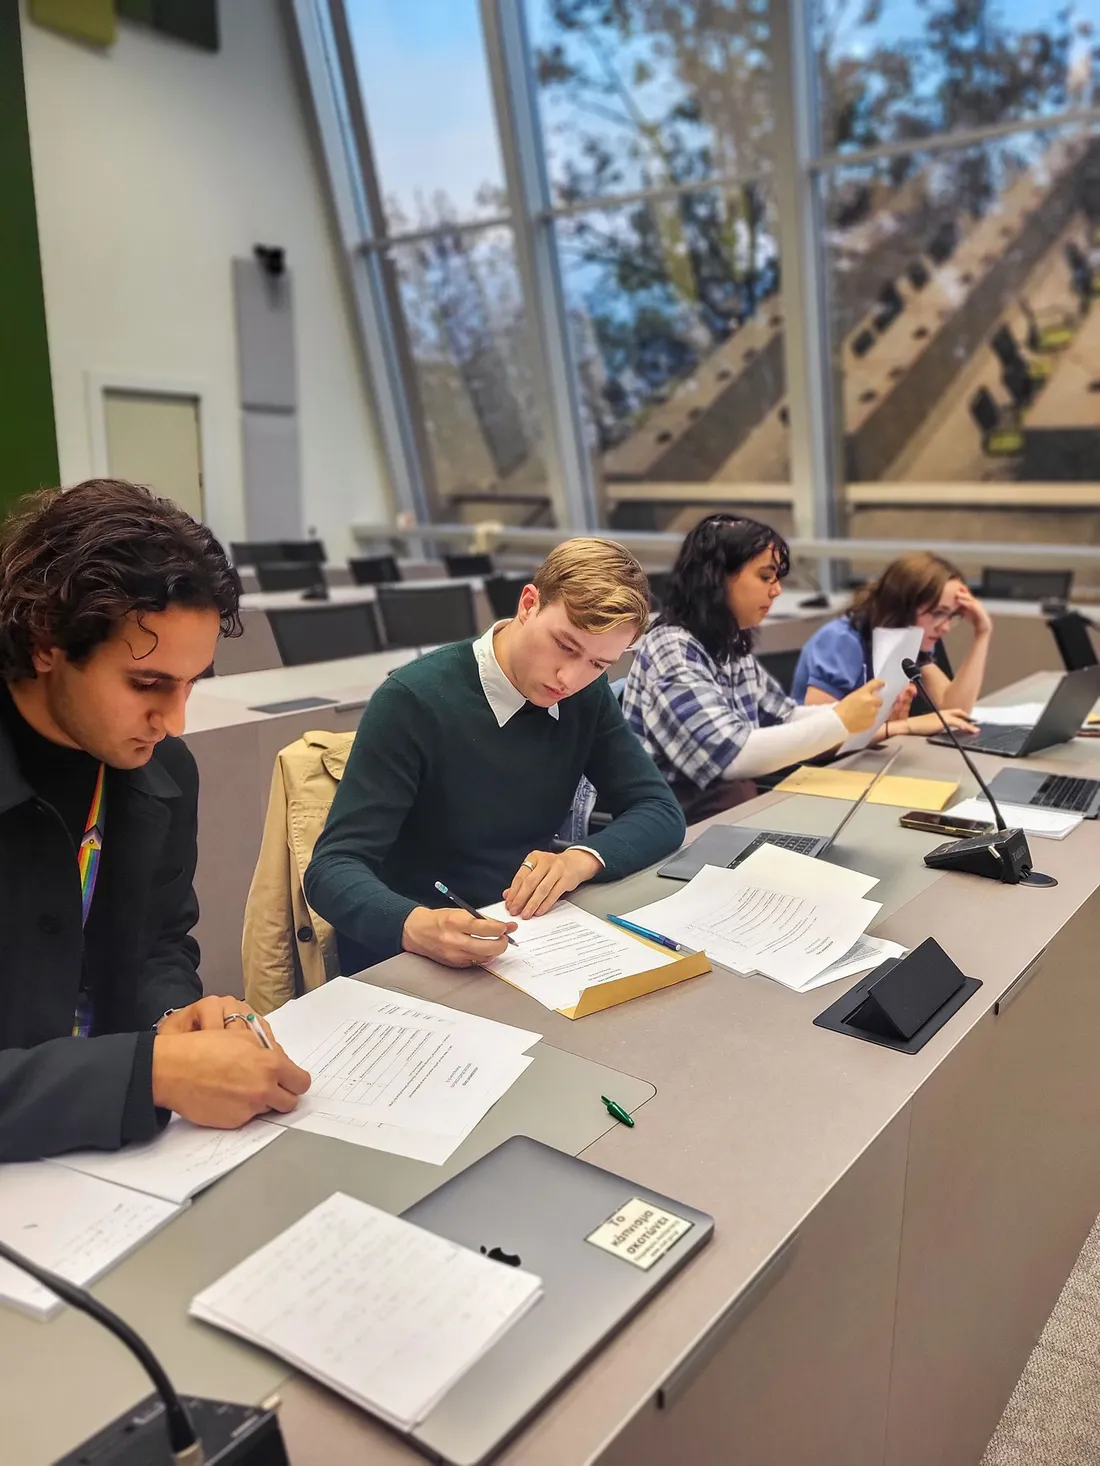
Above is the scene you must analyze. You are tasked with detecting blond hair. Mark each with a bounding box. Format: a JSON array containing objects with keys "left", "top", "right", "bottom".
[{"left": 532, "top": 537, "right": 649, "bottom": 636}]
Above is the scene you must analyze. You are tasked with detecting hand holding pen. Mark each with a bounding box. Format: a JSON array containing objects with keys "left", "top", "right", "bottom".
[{"left": 400, "top": 886, "right": 519, "bottom": 969}]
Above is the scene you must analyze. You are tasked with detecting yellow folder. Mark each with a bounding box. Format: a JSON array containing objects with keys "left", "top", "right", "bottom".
[
  {"left": 490, "top": 936, "right": 710, "bottom": 1020},
  {"left": 776, "top": 765, "right": 958, "bottom": 811}
]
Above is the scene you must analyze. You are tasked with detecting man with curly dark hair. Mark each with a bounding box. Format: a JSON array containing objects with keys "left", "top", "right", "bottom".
[{"left": 0, "top": 479, "right": 309, "bottom": 1161}]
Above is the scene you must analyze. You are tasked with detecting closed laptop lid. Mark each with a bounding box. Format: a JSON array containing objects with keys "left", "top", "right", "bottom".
[{"left": 404, "top": 1136, "right": 713, "bottom": 1466}]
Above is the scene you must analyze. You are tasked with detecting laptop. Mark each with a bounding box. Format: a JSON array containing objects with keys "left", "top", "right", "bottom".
[
  {"left": 988, "top": 766, "right": 1100, "bottom": 819},
  {"left": 657, "top": 751, "right": 899, "bottom": 882},
  {"left": 929, "top": 664, "right": 1100, "bottom": 759},
  {"left": 402, "top": 1136, "right": 713, "bottom": 1466}
]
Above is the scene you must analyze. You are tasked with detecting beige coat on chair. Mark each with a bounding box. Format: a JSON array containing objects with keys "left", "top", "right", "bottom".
[{"left": 242, "top": 729, "right": 353, "bottom": 1015}]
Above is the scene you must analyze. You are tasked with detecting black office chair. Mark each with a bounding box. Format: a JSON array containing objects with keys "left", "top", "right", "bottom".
[
  {"left": 280, "top": 539, "right": 327, "bottom": 564},
  {"left": 348, "top": 554, "right": 402, "bottom": 586},
  {"left": 757, "top": 649, "right": 800, "bottom": 694},
  {"left": 647, "top": 570, "right": 672, "bottom": 611},
  {"left": 443, "top": 552, "right": 494, "bottom": 578},
  {"left": 254, "top": 561, "right": 328, "bottom": 595},
  {"left": 484, "top": 572, "right": 529, "bottom": 620},
  {"left": 229, "top": 541, "right": 284, "bottom": 568},
  {"left": 376, "top": 583, "right": 478, "bottom": 648},
  {"left": 978, "top": 567, "right": 1074, "bottom": 603},
  {"left": 266, "top": 603, "right": 381, "bottom": 666},
  {"left": 1001, "top": 353, "right": 1035, "bottom": 410},
  {"left": 1048, "top": 612, "right": 1098, "bottom": 672}
]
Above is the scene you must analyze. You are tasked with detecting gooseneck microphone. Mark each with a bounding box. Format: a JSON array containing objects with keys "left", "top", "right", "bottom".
[
  {"left": 0, "top": 1239, "right": 288, "bottom": 1464},
  {"left": 900, "top": 659, "right": 1054, "bottom": 888}
]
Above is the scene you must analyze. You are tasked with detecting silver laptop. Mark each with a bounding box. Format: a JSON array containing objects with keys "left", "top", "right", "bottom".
[
  {"left": 402, "top": 1136, "right": 713, "bottom": 1466},
  {"left": 928, "top": 664, "right": 1100, "bottom": 759},
  {"left": 658, "top": 750, "right": 900, "bottom": 882}
]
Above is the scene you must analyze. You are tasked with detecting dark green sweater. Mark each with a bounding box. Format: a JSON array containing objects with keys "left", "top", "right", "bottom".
[{"left": 304, "top": 639, "right": 685, "bottom": 969}]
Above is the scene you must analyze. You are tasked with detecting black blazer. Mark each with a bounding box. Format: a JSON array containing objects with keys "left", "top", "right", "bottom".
[{"left": 0, "top": 724, "right": 203, "bottom": 1160}]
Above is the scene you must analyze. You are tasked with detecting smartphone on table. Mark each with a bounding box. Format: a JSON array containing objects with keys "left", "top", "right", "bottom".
[{"left": 899, "top": 810, "right": 995, "bottom": 837}]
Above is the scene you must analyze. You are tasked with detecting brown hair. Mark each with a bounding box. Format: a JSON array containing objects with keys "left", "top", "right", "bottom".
[
  {"left": 532, "top": 537, "right": 649, "bottom": 637},
  {"left": 0, "top": 479, "right": 242, "bottom": 680},
  {"left": 848, "top": 552, "right": 964, "bottom": 635}
]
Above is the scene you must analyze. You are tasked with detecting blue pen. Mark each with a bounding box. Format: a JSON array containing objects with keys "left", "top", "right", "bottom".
[{"left": 605, "top": 913, "right": 689, "bottom": 953}]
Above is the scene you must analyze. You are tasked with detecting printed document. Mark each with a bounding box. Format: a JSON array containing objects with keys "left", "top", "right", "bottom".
[
  {"left": 266, "top": 978, "right": 540, "bottom": 1162},
  {"left": 190, "top": 1190, "right": 543, "bottom": 1432},
  {"left": 0, "top": 1164, "right": 181, "bottom": 1317},
  {"left": 479, "top": 899, "right": 676, "bottom": 1012},
  {"left": 622, "top": 850, "right": 880, "bottom": 990},
  {"left": 841, "top": 625, "right": 924, "bottom": 752},
  {"left": 947, "top": 796, "right": 1083, "bottom": 840}
]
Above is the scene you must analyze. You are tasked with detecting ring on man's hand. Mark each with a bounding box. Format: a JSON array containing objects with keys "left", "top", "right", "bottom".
[
  {"left": 521, "top": 860, "right": 536, "bottom": 871},
  {"left": 223, "top": 1012, "right": 250, "bottom": 1030}
]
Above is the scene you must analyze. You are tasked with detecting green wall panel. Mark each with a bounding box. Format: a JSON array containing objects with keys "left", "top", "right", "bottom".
[{"left": 0, "top": 3, "right": 59, "bottom": 514}]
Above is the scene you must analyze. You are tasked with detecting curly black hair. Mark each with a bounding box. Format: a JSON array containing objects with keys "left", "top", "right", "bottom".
[
  {"left": 0, "top": 479, "right": 242, "bottom": 680},
  {"left": 660, "top": 514, "right": 790, "bottom": 663}
]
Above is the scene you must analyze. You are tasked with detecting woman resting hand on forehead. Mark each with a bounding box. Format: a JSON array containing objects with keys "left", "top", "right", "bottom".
[
  {"left": 792, "top": 552, "right": 990, "bottom": 735},
  {"left": 622, "top": 515, "right": 893, "bottom": 822}
]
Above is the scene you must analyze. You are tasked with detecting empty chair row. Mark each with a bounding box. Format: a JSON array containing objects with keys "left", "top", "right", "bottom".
[{"left": 266, "top": 583, "right": 481, "bottom": 666}]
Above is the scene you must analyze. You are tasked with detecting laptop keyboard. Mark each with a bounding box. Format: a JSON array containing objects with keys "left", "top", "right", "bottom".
[
  {"left": 947, "top": 726, "right": 1028, "bottom": 753},
  {"left": 1031, "top": 774, "right": 1100, "bottom": 812},
  {"left": 728, "top": 831, "right": 821, "bottom": 869}
]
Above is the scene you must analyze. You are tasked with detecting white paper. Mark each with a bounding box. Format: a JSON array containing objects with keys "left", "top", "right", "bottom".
[
  {"left": 794, "top": 935, "right": 906, "bottom": 992},
  {"left": 190, "top": 1191, "right": 543, "bottom": 1432},
  {"left": 265, "top": 979, "right": 539, "bottom": 1162},
  {"left": 55, "top": 1116, "right": 282, "bottom": 1204},
  {"left": 480, "top": 900, "right": 676, "bottom": 1013},
  {"left": 0, "top": 1164, "right": 181, "bottom": 1317},
  {"left": 841, "top": 625, "right": 924, "bottom": 753},
  {"left": 947, "top": 796, "right": 1083, "bottom": 840},
  {"left": 623, "top": 860, "right": 880, "bottom": 990},
  {"left": 720, "top": 841, "right": 880, "bottom": 899},
  {"left": 971, "top": 702, "right": 1046, "bottom": 727}
]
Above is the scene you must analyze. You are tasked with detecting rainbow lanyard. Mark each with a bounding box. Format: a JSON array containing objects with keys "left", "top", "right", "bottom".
[
  {"left": 72, "top": 765, "right": 106, "bottom": 1039},
  {"left": 78, "top": 763, "right": 107, "bottom": 928}
]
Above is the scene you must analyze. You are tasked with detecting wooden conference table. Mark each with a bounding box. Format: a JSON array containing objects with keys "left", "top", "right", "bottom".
[{"left": 10, "top": 671, "right": 1100, "bottom": 1466}]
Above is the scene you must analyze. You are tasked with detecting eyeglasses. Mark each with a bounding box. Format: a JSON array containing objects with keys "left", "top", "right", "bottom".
[{"left": 924, "top": 607, "right": 961, "bottom": 627}]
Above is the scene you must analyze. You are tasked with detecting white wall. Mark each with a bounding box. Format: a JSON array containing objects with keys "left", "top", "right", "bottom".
[{"left": 19, "top": 0, "right": 390, "bottom": 558}]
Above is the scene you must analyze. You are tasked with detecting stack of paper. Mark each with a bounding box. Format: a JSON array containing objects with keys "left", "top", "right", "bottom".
[
  {"left": 480, "top": 899, "right": 678, "bottom": 1014},
  {"left": 621, "top": 845, "right": 886, "bottom": 993},
  {"left": 56, "top": 1115, "right": 282, "bottom": 1204},
  {"left": 266, "top": 979, "right": 541, "bottom": 1164},
  {"left": 0, "top": 1164, "right": 183, "bottom": 1317},
  {"left": 776, "top": 764, "right": 959, "bottom": 812},
  {"left": 946, "top": 796, "right": 1083, "bottom": 840},
  {"left": 190, "top": 1191, "right": 543, "bottom": 1432}
]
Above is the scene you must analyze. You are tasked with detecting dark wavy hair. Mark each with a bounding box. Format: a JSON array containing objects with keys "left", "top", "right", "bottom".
[
  {"left": 0, "top": 479, "right": 242, "bottom": 680},
  {"left": 661, "top": 514, "right": 790, "bottom": 662}
]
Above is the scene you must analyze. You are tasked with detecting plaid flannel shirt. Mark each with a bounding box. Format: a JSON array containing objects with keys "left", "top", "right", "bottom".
[{"left": 622, "top": 622, "right": 797, "bottom": 792}]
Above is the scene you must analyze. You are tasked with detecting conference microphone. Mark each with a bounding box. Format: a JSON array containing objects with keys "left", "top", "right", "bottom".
[
  {"left": 900, "top": 658, "right": 1052, "bottom": 887},
  {"left": 0, "top": 1239, "right": 288, "bottom": 1465}
]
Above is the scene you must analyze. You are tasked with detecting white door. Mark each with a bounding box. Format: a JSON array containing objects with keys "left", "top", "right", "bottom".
[{"left": 103, "top": 390, "right": 204, "bottom": 521}]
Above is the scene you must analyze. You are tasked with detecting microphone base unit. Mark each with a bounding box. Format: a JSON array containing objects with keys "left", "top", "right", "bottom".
[
  {"left": 923, "top": 826, "right": 1045, "bottom": 884},
  {"left": 53, "top": 1393, "right": 289, "bottom": 1466}
]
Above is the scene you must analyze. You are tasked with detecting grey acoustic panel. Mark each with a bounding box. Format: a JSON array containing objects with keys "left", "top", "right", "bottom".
[
  {"left": 240, "top": 410, "right": 302, "bottom": 541},
  {"left": 232, "top": 257, "right": 297, "bottom": 411}
]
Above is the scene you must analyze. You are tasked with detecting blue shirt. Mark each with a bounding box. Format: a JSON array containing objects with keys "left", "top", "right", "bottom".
[
  {"left": 621, "top": 622, "right": 796, "bottom": 794},
  {"left": 793, "top": 617, "right": 932, "bottom": 701}
]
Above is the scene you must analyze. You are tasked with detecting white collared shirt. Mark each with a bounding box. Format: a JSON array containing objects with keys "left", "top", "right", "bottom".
[
  {"left": 470, "top": 620, "right": 603, "bottom": 867},
  {"left": 473, "top": 620, "right": 559, "bottom": 726}
]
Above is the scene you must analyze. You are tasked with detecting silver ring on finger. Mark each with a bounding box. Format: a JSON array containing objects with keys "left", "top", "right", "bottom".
[
  {"left": 521, "top": 860, "right": 536, "bottom": 871},
  {"left": 223, "top": 1012, "right": 250, "bottom": 1030}
]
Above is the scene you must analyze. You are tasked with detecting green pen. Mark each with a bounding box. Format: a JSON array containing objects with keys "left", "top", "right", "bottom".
[{"left": 601, "top": 1095, "right": 634, "bottom": 1128}]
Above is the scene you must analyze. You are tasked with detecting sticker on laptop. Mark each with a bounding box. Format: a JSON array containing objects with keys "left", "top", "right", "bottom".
[{"left": 585, "top": 1196, "right": 694, "bottom": 1270}]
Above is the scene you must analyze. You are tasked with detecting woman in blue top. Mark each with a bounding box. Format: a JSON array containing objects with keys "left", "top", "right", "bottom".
[{"left": 792, "top": 552, "right": 991, "bottom": 729}]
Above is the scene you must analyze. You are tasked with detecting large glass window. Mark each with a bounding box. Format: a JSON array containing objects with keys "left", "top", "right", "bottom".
[
  {"left": 557, "top": 184, "right": 788, "bottom": 524},
  {"left": 814, "top": 0, "right": 1100, "bottom": 156},
  {"left": 823, "top": 124, "right": 1100, "bottom": 486}
]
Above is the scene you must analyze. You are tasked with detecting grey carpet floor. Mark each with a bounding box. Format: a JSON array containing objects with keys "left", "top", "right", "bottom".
[{"left": 982, "top": 1210, "right": 1100, "bottom": 1464}]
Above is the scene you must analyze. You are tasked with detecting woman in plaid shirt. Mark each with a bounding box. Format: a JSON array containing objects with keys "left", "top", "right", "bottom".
[{"left": 622, "top": 516, "right": 886, "bottom": 821}]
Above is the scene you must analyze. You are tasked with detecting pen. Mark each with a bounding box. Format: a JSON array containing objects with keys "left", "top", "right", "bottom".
[
  {"left": 605, "top": 913, "right": 689, "bottom": 953},
  {"left": 244, "top": 1012, "right": 274, "bottom": 1051},
  {"left": 434, "top": 880, "right": 519, "bottom": 947},
  {"left": 601, "top": 1095, "right": 635, "bottom": 1128}
]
